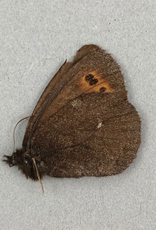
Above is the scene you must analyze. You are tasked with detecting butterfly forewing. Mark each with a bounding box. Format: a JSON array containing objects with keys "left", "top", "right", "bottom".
[{"left": 20, "top": 45, "right": 140, "bottom": 178}]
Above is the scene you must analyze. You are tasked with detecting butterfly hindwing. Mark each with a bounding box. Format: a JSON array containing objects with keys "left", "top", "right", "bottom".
[{"left": 30, "top": 92, "right": 140, "bottom": 177}]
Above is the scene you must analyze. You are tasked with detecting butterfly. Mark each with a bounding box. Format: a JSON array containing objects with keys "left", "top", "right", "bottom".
[{"left": 3, "top": 45, "right": 141, "bottom": 193}]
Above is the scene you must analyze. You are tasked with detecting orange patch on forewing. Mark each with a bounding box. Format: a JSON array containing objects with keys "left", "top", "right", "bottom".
[
  {"left": 87, "top": 81, "right": 114, "bottom": 93},
  {"left": 79, "top": 71, "right": 101, "bottom": 91},
  {"left": 78, "top": 70, "right": 114, "bottom": 93}
]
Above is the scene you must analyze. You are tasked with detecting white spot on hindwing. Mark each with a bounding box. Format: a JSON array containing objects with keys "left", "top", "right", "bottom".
[{"left": 97, "top": 122, "right": 103, "bottom": 129}]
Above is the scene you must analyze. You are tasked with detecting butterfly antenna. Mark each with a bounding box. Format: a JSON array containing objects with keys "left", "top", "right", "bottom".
[
  {"left": 32, "top": 158, "right": 44, "bottom": 194},
  {"left": 13, "top": 115, "right": 32, "bottom": 152}
]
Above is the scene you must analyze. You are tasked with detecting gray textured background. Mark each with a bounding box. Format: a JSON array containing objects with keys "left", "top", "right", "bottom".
[{"left": 0, "top": 1, "right": 156, "bottom": 229}]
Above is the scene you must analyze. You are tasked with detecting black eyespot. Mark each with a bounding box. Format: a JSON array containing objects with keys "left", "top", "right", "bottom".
[
  {"left": 100, "top": 87, "right": 106, "bottom": 92},
  {"left": 89, "top": 78, "right": 98, "bottom": 85},
  {"left": 85, "top": 74, "right": 94, "bottom": 82}
]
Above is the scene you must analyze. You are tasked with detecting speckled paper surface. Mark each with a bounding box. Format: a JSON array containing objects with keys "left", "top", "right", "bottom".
[{"left": 0, "top": 1, "right": 156, "bottom": 229}]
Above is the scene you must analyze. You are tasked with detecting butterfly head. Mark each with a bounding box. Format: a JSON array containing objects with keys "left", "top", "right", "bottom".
[{"left": 3, "top": 149, "right": 41, "bottom": 180}]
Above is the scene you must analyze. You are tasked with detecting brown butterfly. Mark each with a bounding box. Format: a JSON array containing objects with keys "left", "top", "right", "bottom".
[{"left": 3, "top": 45, "right": 141, "bottom": 192}]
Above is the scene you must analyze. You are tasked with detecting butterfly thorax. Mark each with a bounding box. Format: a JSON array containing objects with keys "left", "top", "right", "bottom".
[{"left": 4, "top": 149, "right": 45, "bottom": 180}]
